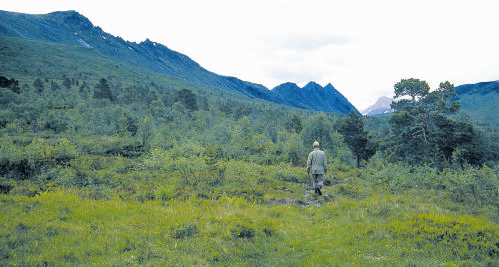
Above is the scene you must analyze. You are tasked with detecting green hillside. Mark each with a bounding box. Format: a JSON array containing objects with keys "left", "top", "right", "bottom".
[
  {"left": 1, "top": 35, "right": 499, "bottom": 266},
  {"left": 454, "top": 81, "right": 499, "bottom": 127},
  {"left": 0, "top": 36, "right": 271, "bottom": 106}
]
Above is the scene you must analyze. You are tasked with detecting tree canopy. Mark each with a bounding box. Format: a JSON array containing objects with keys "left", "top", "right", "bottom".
[
  {"left": 93, "top": 78, "right": 115, "bottom": 101},
  {"left": 388, "top": 78, "right": 483, "bottom": 166}
]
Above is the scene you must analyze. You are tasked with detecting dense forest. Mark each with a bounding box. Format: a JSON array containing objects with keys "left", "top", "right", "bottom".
[{"left": 1, "top": 35, "right": 499, "bottom": 266}]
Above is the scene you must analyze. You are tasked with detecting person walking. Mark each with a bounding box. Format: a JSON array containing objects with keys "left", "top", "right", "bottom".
[{"left": 307, "top": 141, "right": 327, "bottom": 195}]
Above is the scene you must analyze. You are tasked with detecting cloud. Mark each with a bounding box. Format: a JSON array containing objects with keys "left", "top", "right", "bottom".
[
  {"left": 266, "top": 67, "right": 326, "bottom": 87},
  {"left": 255, "top": 46, "right": 347, "bottom": 89},
  {"left": 261, "top": 33, "right": 352, "bottom": 52}
]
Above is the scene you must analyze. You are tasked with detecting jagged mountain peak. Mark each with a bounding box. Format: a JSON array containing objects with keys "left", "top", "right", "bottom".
[
  {"left": 324, "top": 83, "right": 337, "bottom": 90},
  {"left": 271, "top": 82, "right": 299, "bottom": 91},
  {"left": 303, "top": 81, "right": 322, "bottom": 88},
  {"left": 273, "top": 82, "right": 335, "bottom": 91},
  {"left": 43, "top": 10, "right": 96, "bottom": 34},
  {"left": 140, "top": 38, "right": 156, "bottom": 46},
  {"left": 362, "top": 96, "right": 394, "bottom": 116},
  {"left": 50, "top": 10, "right": 91, "bottom": 24},
  {"left": 271, "top": 81, "right": 358, "bottom": 114}
]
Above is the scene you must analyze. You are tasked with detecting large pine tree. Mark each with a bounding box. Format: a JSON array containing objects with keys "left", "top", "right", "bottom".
[{"left": 338, "top": 110, "right": 375, "bottom": 162}]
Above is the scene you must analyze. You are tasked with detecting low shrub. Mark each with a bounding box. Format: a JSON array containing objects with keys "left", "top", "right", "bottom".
[
  {"left": 260, "top": 218, "right": 278, "bottom": 237},
  {"left": 0, "top": 136, "right": 77, "bottom": 179},
  {"left": 443, "top": 165, "right": 499, "bottom": 207},
  {"left": 272, "top": 165, "right": 307, "bottom": 183},
  {"left": 0, "top": 177, "right": 15, "bottom": 194},
  {"left": 9, "top": 180, "right": 40, "bottom": 197},
  {"left": 170, "top": 223, "right": 198, "bottom": 239},
  {"left": 155, "top": 184, "right": 176, "bottom": 201},
  {"left": 230, "top": 220, "right": 255, "bottom": 239},
  {"left": 390, "top": 213, "right": 499, "bottom": 261},
  {"left": 338, "top": 183, "right": 364, "bottom": 199}
]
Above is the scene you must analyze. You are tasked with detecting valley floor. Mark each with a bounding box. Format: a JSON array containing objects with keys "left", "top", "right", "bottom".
[{"left": 2, "top": 180, "right": 498, "bottom": 266}]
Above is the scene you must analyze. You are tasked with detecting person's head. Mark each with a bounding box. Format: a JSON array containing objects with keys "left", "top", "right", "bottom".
[{"left": 313, "top": 141, "right": 320, "bottom": 148}]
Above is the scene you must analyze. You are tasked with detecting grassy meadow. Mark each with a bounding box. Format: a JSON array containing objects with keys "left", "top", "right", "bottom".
[{"left": 2, "top": 153, "right": 499, "bottom": 266}]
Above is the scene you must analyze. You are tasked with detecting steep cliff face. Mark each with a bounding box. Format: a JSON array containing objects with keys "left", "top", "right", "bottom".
[{"left": 0, "top": 10, "right": 359, "bottom": 113}]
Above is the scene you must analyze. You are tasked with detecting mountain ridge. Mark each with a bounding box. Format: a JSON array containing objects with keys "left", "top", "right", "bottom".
[
  {"left": 0, "top": 10, "right": 358, "bottom": 114},
  {"left": 361, "top": 96, "right": 393, "bottom": 116},
  {"left": 455, "top": 80, "right": 499, "bottom": 95},
  {"left": 271, "top": 81, "right": 358, "bottom": 113}
]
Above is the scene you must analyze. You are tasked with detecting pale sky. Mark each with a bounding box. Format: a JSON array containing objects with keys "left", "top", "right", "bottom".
[{"left": 3, "top": 0, "right": 499, "bottom": 110}]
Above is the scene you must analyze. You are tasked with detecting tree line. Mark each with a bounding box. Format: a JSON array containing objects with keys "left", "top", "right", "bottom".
[{"left": 0, "top": 74, "right": 498, "bottom": 181}]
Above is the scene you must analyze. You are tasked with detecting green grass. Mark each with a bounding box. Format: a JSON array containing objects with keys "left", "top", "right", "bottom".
[{"left": 2, "top": 174, "right": 499, "bottom": 266}]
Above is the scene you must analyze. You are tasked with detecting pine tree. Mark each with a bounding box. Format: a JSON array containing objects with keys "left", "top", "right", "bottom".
[
  {"left": 176, "top": 88, "right": 198, "bottom": 111},
  {"left": 338, "top": 110, "right": 375, "bottom": 163},
  {"left": 34, "top": 78, "right": 44, "bottom": 93},
  {"left": 93, "top": 78, "right": 115, "bottom": 101},
  {"left": 287, "top": 112, "right": 303, "bottom": 133},
  {"left": 63, "top": 77, "right": 72, "bottom": 89},
  {"left": 389, "top": 79, "right": 462, "bottom": 164}
]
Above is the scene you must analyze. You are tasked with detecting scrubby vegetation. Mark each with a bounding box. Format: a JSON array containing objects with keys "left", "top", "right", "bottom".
[{"left": 1, "top": 36, "right": 499, "bottom": 266}]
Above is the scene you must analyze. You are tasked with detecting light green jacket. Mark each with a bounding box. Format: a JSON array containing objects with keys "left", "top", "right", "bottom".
[{"left": 307, "top": 148, "right": 327, "bottom": 175}]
